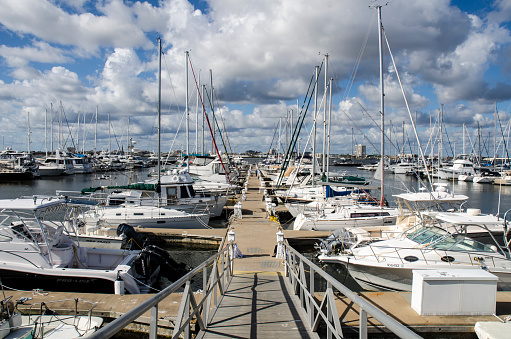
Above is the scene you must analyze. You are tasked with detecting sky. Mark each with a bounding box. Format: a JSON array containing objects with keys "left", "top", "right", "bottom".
[{"left": 0, "top": 0, "right": 510, "bottom": 157}]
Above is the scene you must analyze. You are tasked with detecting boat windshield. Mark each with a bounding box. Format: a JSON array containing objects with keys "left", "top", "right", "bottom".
[
  {"left": 406, "top": 226, "right": 495, "bottom": 252},
  {"left": 431, "top": 235, "right": 495, "bottom": 252},
  {"left": 406, "top": 227, "right": 448, "bottom": 245}
]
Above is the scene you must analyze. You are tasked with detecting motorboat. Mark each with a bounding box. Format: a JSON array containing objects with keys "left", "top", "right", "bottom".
[
  {"left": 0, "top": 197, "right": 188, "bottom": 294},
  {"left": 81, "top": 205, "right": 210, "bottom": 229},
  {"left": 494, "top": 170, "right": 511, "bottom": 186},
  {"left": 318, "top": 216, "right": 511, "bottom": 292},
  {"left": 473, "top": 168, "right": 500, "bottom": 184},
  {"left": 81, "top": 170, "right": 227, "bottom": 218},
  {"left": 435, "top": 159, "right": 476, "bottom": 181},
  {"left": 0, "top": 296, "right": 103, "bottom": 338},
  {"left": 392, "top": 161, "right": 416, "bottom": 175},
  {"left": 39, "top": 152, "right": 74, "bottom": 175},
  {"left": 293, "top": 204, "right": 399, "bottom": 231}
]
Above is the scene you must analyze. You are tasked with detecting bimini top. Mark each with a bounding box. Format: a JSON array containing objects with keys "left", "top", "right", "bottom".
[
  {"left": 0, "top": 197, "right": 66, "bottom": 211},
  {"left": 393, "top": 191, "right": 469, "bottom": 202},
  {"left": 424, "top": 210, "right": 503, "bottom": 226}
]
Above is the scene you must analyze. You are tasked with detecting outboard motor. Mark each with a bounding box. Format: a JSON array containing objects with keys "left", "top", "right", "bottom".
[
  {"left": 117, "top": 223, "right": 147, "bottom": 250},
  {"left": 134, "top": 245, "right": 189, "bottom": 287}
]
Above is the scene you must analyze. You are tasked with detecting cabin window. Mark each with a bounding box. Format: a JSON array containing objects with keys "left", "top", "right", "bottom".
[
  {"left": 180, "top": 186, "right": 190, "bottom": 198},
  {"left": 188, "top": 185, "right": 196, "bottom": 197},
  {"left": 350, "top": 212, "right": 391, "bottom": 218},
  {"left": 109, "top": 198, "right": 125, "bottom": 206},
  {"left": 116, "top": 213, "right": 121, "bottom": 216},
  {"left": 166, "top": 187, "right": 178, "bottom": 203},
  {"left": 134, "top": 213, "right": 143, "bottom": 216}
]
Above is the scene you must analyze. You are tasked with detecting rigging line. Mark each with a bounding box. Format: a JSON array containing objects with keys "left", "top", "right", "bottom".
[
  {"left": 383, "top": 28, "right": 433, "bottom": 189},
  {"left": 338, "top": 108, "right": 380, "bottom": 154},
  {"left": 496, "top": 107, "right": 510, "bottom": 161},
  {"left": 442, "top": 123, "right": 455, "bottom": 158},
  {"left": 277, "top": 61, "right": 323, "bottom": 187},
  {"left": 161, "top": 51, "right": 184, "bottom": 154},
  {"left": 354, "top": 99, "right": 400, "bottom": 152},
  {"left": 213, "top": 87, "right": 234, "bottom": 155},
  {"left": 165, "top": 106, "right": 187, "bottom": 166},
  {"left": 203, "top": 88, "right": 232, "bottom": 166},
  {"left": 343, "top": 10, "right": 376, "bottom": 100},
  {"left": 187, "top": 57, "right": 231, "bottom": 185}
]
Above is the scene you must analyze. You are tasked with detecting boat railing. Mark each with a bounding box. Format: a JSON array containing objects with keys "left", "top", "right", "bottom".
[
  {"left": 355, "top": 244, "right": 502, "bottom": 268},
  {"left": 87, "top": 239, "right": 233, "bottom": 339},
  {"left": 283, "top": 241, "right": 422, "bottom": 339}
]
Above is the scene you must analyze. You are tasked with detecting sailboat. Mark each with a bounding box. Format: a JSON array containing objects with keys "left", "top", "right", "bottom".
[{"left": 79, "top": 39, "right": 211, "bottom": 230}]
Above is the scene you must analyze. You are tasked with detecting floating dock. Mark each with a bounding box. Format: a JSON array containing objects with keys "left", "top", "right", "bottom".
[{"left": 4, "top": 168, "right": 511, "bottom": 337}]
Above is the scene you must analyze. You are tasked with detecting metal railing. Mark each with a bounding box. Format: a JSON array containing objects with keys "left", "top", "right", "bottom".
[
  {"left": 283, "top": 240, "right": 422, "bottom": 339},
  {"left": 88, "top": 240, "right": 233, "bottom": 339}
]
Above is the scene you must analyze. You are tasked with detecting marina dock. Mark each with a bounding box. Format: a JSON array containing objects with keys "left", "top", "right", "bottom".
[{"left": 3, "top": 170, "right": 511, "bottom": 338}]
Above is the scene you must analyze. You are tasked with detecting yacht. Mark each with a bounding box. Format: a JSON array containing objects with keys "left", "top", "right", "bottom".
[
  {"left": 435, "top": 159, "right": 476, "bottom": 181},
  {"left": 494, "top": 170, "right": 511, "bottom": 186},
  {"left": 293, "top": 204, "right": 399, "bottom": 231},
  {"left": 392, "top": 161, "right": 416, "bottom": 174},
  {"left": 40, "top": 152, "right": 74, "bottom": 175},
  {"left": 318, "top": 215, "right": 509, "bottom": 291},
  {"left": 473, "top": 168, "right": 500, "bottom": 184},
  {"left": 81, "top": 170, "right": 227, "bottom": 218},
  {"left": 0, "top": 197, "right": 187, "bottom": 294}
]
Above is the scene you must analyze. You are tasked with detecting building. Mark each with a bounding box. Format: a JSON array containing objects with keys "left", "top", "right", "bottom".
[{"left": 355, "top": 144, "right": 366, "bottom": 158}]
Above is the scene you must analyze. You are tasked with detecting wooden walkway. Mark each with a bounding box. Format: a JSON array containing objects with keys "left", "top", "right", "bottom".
[{"left": 198, "top": 171, "right": 317, "bottom": 339}]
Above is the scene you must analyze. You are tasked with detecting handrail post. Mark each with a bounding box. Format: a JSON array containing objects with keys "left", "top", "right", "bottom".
[
  {"left": 359, "top": 308, "right": 367, "bottom": 339},
  {"left": 149, "top": 305, "right": 158, "bottom": 339},
  {"left": 203, "top": 267, "right": 208, "bottom": 327}
]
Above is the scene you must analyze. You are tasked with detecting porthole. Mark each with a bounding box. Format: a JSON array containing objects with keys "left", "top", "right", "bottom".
[{"left": 441, "top": 256, "right": 455, "bottom": 263}]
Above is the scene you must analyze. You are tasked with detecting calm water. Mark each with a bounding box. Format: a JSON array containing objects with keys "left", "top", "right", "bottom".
[
  {"left": 1, "top": 164, "right": 510, "bottom": 216},
  {"left": 330, "top": 166, "right": 511, "bottom": 217}
]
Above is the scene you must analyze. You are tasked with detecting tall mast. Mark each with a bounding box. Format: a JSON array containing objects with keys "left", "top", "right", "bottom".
[
  {"left": 82, "top": 112, "right": 86, "bottom": 153},
  {"left": 95, "top": 105, "right": 98, "bottom": 155},
  {"left": 494, "top": 101, "right": 497, "bottom": 168},
  {"left": 50, "top": 103, "right": 54, "bottom": 154},
  {"left": 326, "top": 77, "right": 333, "bottom": 178},
  {"left": 185, "top": 51, "right": 190, "bottom": 171},
  {"left": 108, "top": 112, "right": 111, "bottom": 152},
  {"left": 27, "top": 111, "right": 31, "bottom": 153},
  {"left": 377, "top": 5, "right": 385, "bottom": 207},
  {"left": 77, "top": 112, "right": 80, "bottom": 152},
  {"left": 322, "top": 54, "right": 328, "bottom": 175},
  {"left": 210, "top": 69, "right": 214, "bottom": 155},
  {"left": 202, "top": 84, "right": 206, "bottom": 155},
  {"left": 157, "top": 37, "right": 162, "bottom": 185},
  {"left": 45, "top": 109, "right": 48, "bottom": 157},
  {"left": 195, "top": 72, "right": 200, "bottom": 155},
  {"left": 462, "top": 123, "right": 465, "bottom": 155},
  {"left": 127, "top": 117, "right": 130, "bottom": 157},
  {"left": 312, "top": 65, "right": 319, "bottom": 186}
]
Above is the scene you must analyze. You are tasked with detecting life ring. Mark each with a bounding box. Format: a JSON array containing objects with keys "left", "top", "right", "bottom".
[{"left": 172, "top": 175, "right": 179, "bottom": 182}]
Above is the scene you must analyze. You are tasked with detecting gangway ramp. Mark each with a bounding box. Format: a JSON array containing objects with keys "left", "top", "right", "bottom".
[{"left": 198, "top": 172, "right": 317, "bottom": 338}]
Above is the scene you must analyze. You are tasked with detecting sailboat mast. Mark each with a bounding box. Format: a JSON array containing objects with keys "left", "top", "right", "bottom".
[
  {"left": 327, "top": 77, "right": 333, "bottom": 178},
  {"left": 494, "top": 101, "right": 497, "bottom": 169},
  {"left": 185, "top": 51, "right": 190, "bottom": 171},
  {"left": 195, "top": 73, "right": 200, "bottom": 155},
  {"left": 377, "top": 5, "right": 385, "bottom": 207},
  {"left": 157, "top": 37, "right": 162, "bottom": 185},
  {"left": 45, "top": 109, "right": 48, "bottom": 157},
  {"left": 50, "top": 103, "right": 54, "bottom": 154},
  {"left": 322, "top": 54, "right": 328, "bottom": 175},
  {"left": 312, "top": 65, "right": 319, "bottom": 186},
  {"left": 95, "top": 105, "right": 98, "bottom": 155},
  {"left": 27, "top": 112, "right": 31, "bottom": 153}
]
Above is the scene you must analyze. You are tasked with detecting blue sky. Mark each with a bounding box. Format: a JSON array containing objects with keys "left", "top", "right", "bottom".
[{"left": 0, "top": 0, "right": 510, "bottom": 157}]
